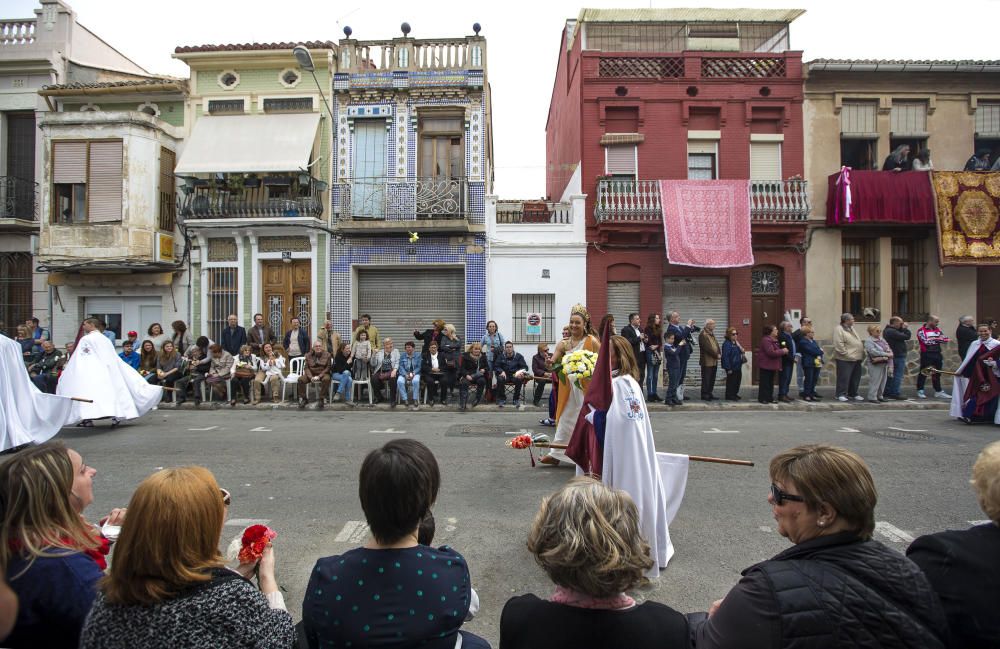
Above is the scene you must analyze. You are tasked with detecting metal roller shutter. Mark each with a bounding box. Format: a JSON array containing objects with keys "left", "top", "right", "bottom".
[
  {"left": 357, "top": 268, "right": 465, "bottom": 348},
  {"left": 607, "top": 281, "right": 639, "bottom": 335},
  {"left": 88, "top": 141, "right": 123, "bottom": 222},
  {"left": 606, "top": 145, "right": 636, "bottom": 175},
  {"left": 662, "top": 277, "right": 729, "bottom": 386},
  {"left": 750, "top": 142, "right": 781, "bottom": 181}
]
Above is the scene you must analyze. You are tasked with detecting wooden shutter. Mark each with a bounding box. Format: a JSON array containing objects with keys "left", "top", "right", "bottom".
[
  {"left": 750, "top": 142, "right": 781, "bottom": 180},
  {"left": 52, "top": 141, "right": 87, "bottom": 184},
  {"left": 890, "top": 101, "right": 927, "bottom": 135},
  {"left": 976, "top": 101, "right": 1000, "bottom": 136},
  {"left": 606, "top": 145, "right": 636, "bottom": 175},
  {"left": 87, "top": 141, "right": 123, "bottom": 222},
  {"left": 840, "top": 101, "right": 877, "bottom": 136}
]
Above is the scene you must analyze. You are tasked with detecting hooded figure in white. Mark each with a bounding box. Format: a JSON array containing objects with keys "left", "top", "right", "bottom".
[
  {"left": 949, "top": 324, "right": 1000, "bottom": 422},
  {"left": 0, "top": 334, "right": 80, "bottom": 450},
  {"left": 57, "top": 321, "right": 161, "bottom": 423}
]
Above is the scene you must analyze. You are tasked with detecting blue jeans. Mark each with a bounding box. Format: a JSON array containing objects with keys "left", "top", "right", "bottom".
[
  {"left": 397, "top": 373, "right": 420, "bottom": 401},
  {"left": 666, "top": 364, "right": 681, "bottom": 402},
  {"left": 885, "top": 356, "right": 906, "bottom": 396},
  {"left": 779, "top": 363, "right": 794, "bottom": 397},
  {"left": 331, "top": 371, "right": 352, "bottom": 396},
  {"left": 803, "top": 365, "right": 820, "bottom": 397},
  {"left": 645, "top": 355, "right": 660, "bottom": 398},
  {"left": 796, "top": 360, "right": 805, "bottom": 391}
]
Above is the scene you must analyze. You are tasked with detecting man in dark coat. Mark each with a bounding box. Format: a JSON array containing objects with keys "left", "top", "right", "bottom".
[
  {"left": 621, "top": 313, "right": 647, "bottom": 387},
  {"left": 883, "top": 316, "right": 911, "bottom": 400},
  {"left": 956, "top": 315, "right": 978, "bottom": 361},
  {"left": 493, "top": 341, "right": 529, "bottom": 407},
  {"left": 247, "top": 313, "right": 276, "bottom": 355},
  {"left": 665, "top": 311, "right": 699, "bottom": 401},
  {"left": 220, "top": 314, "right": 247, "bottom": 357}
]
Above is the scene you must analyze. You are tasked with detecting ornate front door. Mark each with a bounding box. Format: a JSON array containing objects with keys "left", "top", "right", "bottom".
[
  {"left": 751, "top": 266, "right": 784, "bottom": 384},
  {"left": 262, "top": 260, "right": 311, "bottom": 342}
]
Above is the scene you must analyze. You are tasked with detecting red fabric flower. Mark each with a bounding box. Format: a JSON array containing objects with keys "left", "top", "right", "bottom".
[
  {"left": 238, "top": 524, "right": 277, "bottom": 564},
  {"left": 508, "top": 434, "right": 533, "bottom": 449}
]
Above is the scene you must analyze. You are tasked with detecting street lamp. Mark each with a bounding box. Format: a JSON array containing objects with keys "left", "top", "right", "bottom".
[{"left": 292, "top": 44, "right": 335, "bottom": 123}]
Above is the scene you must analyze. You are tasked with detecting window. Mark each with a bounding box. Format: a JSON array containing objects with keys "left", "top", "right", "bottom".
[
  {"left": 605, "top": 144, "right": 637, "bottom": 177},
  {"left": 0, "top": 252, "right": 32, "bottom": 338},
  {"left": 889, "top": 136, "right": 926, "bottom": 166},
  {"left": 605, "top": 107, "right": 639, "bottom": 133},
  {"left": 418, "top": 114, "right": 464, "bottom": 178},
  {"left": 840, "top": 100, "right": 878, "bottom": 170},
  {"left": 842, "top": 239, "right": 880, "bottom": 321},
  {"left": 974, "top": 137, "right": 1000, "bottom": 167},
  {"left": 207, "top": 268, "right": 239, "bottom": 343},
  {"left": 841, "top": 138, "right": 878, "bottom": 170},
  {"left": 263, "top": 97, "right": 314, "bottom": 113},
  {"left": 208, "top": 99, "right": 245, "bottom": 115},
  {"left": 217, "top": 70, "right": 240, "bottom": 89},
  {"left": 975, "top": 101, "right": 1000, "bottom": 136},
  {"left": 51, "top": 140, "right": 123, "bottom": 224},
  {"left": 158, "top": 147, "right": 176, "bottom": 232},
  {"left": 687, "top": 153, "right": 716, "bottom": 179},
  {"left": 85, "top": 312, "right": 122, "bottom": 340},
  {"left": 512, "top": 294, "right": 555, "bottom": 343},
  {"left": 279, "top": 68, "right": 301, "bottom": 88},
  {"left": 892, "top": 238, "right": 928, "bottom": 322},
  {"left": 750, "top": 142, "right": 782, "bottom": 180}
]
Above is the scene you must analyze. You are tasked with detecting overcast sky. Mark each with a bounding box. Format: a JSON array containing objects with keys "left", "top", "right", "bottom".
[{"left": 11, "top": 0, "right": 1000, "bottom": 197}]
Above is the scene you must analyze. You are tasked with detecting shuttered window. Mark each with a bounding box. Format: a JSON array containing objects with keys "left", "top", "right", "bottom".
[
  {"left": 841, "top": 101, "right": 877, "bottom": 136},
  {"left": 976, "top": 101, "right": 1000, "bottom": 136},
  {"left": 750, "top": 142, "right": 781, "bottom": 180},
  {"left": 159, "top": 147, "right": 176, "bottom": 232},
  {"left": 662, "top": 277, "right": 729, "bottom": 386},
  {"left": 605, "top": 107, "right": 639, "bottom": 133},
  {"left": 890, "top": 101, "right": 927, "bottom": 136},
  {"left": 52, "top": 141, "right": 87, "bottom": 184},
  {"left": 606, "top": 145, "right": 637, "bottom": 176},
  {"left": 607, "top": 281, "right": 640, "bottom": 334},
  {"left": 357, "top": 268, "right": 466, "bottom": 347},
  {"left": 88, "top": 141, "right": 123, "bottom": 222}
]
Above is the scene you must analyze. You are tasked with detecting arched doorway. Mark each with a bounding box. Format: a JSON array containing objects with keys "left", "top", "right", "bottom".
[{"left": 751, "top": 265, "right": 784, "bottom": 383}]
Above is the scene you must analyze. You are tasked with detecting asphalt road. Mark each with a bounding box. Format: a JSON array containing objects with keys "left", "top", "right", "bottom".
[{"left": 57, "top": 408, "right": 999, "bottom": 645}]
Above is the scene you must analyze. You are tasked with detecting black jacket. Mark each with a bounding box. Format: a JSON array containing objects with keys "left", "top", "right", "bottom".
[
  {"left": 413, "top": 328, "right": 443, "bottom": 355},
  {"left": 907, "top": 523, "right": 1000, "bottom": 649},
  {"left": 220, "top": 326, "right": 247, "bottom": 356},
  {"left": 690, "top": 532, "right": 947, "bottom": 649},
  {"left": 955, "top": 324, "right": 978, "bottom": 360},
  {"left": 777, "top": 331, "right": 796, "bottom": 367},
  {"left": 494, "top": 351, "right": 528, "bottom": 377},
  {"left": 621, "top": 324, "right": 645, "bottom": 360},
  {"left": 458, "top": 352, "right": 488, "bottom": 380},
  {"left": 883, "top": 325, "right": 912, "bottom": 358}
]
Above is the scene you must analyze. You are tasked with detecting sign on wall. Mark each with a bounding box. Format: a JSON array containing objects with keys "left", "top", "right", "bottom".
[{"left": 526, "top": 312, "right": 542, "bottom": 336}]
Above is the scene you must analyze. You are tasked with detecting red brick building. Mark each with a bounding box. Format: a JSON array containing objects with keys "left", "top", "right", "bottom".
[{"left": 546, "top": 9, "right": 810, "bottom": 383}]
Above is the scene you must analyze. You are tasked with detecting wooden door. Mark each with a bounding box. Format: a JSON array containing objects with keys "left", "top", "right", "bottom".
[
  {"left": 750, "top": 266, "right": 784, "bottom": 383},
  {"left": 262, "top": 260, "right": 311, "bottom": 341}
]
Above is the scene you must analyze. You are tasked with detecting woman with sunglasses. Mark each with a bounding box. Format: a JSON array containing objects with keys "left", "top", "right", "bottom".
[
  {"left": 720, "top": 327, "right": 746, "bottom": 401},
  {"left": 689, "top": 444, "right": 947, "bottom": 649}
]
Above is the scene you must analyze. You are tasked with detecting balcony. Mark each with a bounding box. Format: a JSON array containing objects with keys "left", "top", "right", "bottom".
[
  {"left": 0, "top": 176, "right": 39, "bottom": 231},
  {"left": 595, "top": 179, "right": 810, "bottom": 224},
  {"left": 179, "top": 189, "right": 323, "bottom": 222},
  {"left": 496, "top": 200, "right": 572, "bottom": 224},
  {"left": 825, "top": 170, "right": 935, "bottom": 226},
  {"left": 333, "top": 177, "right": 479, "bottom": 233},
  {"left": 0, "top": 19, "right": 35, "bottom": 46},
  {"left": 339, "top": 36, "right": 485, "bottom": 73}
]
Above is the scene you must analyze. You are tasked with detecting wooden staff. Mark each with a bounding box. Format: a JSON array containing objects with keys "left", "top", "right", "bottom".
[
  {"left": 921, "top": 367, "right": 961, "bottom": 377},
  {"left": 533, "top": 442, "right": 754, "bottom": 467},
  {"left": 70, "top": 397, "right": 94, "bottom": 403}
]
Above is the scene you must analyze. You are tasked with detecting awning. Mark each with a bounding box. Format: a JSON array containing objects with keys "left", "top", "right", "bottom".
[{"left": 175, "top": 112, "right": 321, "bottom": 174}]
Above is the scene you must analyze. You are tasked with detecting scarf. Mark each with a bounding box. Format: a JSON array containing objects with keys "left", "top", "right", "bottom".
[
  {"left": 9, "top": 533, "right": 111, "bottom": 571},
  {"left": 550, "top": 585, "right": 635, "bottom": 610}
]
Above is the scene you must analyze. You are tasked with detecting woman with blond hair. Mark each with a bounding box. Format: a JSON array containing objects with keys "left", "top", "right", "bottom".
[
  {"left": 0, "top": 442, "right": 122, "bottom": 648},
  {"left": 542, "top": 305, "right": 600, "bottom": 466},
  {"left": 79, "top": 466, "right": 293, "bottom": 649},
  {"left": 500, "top": 478, "right": 688, "bottom": 648},
  {"left": 690, "top": 444, "right": 947, "bottom": 649},
  {"left": 907, "top": 441, "right": 1000, "bottom": 648}
]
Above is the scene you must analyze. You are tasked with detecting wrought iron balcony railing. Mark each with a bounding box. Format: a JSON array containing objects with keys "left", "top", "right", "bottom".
[
  {"left": 334, "top": 177, "right": 469, "bottom": 222},
  {"left": 595, "top": 179, "right": 810, "bottom": 223},
  {"left": 0, "top": 176, "right": 38, "bottom": 221},
  {"left": 496, "top": 200, "right": 573, "bottom": 224},
  {"left": 179, "top": 190, "right": 323, "bottom": 220}
]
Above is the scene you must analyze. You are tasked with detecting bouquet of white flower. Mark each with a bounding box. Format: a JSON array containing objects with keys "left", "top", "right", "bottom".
[{"left": 553, "top": 349, "right": 598, "bottom": 390}]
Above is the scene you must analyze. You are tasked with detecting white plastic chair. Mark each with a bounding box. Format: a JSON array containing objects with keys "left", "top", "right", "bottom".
[
  {"left": 351, "top": 361, "right": 374, "bottom": 406},
  {"left": 205, "top": 377, "right": 233, "bottom": 403},
  {"left": 281, "top": 357, "right": 305, "bottom": 402}
]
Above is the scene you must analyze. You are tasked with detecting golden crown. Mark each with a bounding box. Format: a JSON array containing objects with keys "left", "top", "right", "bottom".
[{"left": 570, "top": 304, "right": 590, "bottom": 320}]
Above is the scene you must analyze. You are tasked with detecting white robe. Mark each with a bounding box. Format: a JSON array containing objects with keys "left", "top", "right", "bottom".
[
  {"left": 57, "top": 331, "right": 161, "bottom": 421},
  {"left": 949, "top": 338, "right": 1000, "bottom": 419},
  {"left": 600, "top": 374, "right": 674, "bottom": 576},
  {"left": 0, "top": 335, "right": 80, "bottom": 450}
]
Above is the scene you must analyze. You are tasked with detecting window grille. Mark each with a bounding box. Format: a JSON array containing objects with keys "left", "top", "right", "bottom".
[
  {"left": 207, "top": 268, "right": 239, "bottom": 343},
  {"left": 842, "top": 239, "right": 880, "bottom": 321},
  {"left": 208, "top": 99, "right": 244, "bottom": 114},
  {"left": 511, "top": 294, "right": 556, "bottom": 343},
  {"left": 891, "top": 238, "right": 928, "bottom": 322},
  {"left": 263, "top": 97, "right": 314, "bottom": 113}
]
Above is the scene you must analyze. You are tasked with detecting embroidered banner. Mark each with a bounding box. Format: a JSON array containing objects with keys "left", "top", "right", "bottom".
[
  {"left": 660, "top": 179, "right": 753, "bottom": 268},
  {"left": 933, "top": 171, "right": 1000, "bottom": 266}
]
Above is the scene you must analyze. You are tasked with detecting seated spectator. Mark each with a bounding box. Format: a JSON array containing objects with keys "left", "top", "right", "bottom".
[
  {"left": 797, "top": 325, "right": 824, "bottom": 402},
  {"left": 350, "top": 329, "right": 373, "bottom": 384},
  {"left": 302, "top": 439, "right": 489, "bottom": 649},
  {"left": 907, "top": 440, "right": 1000, "bottom": 649},
  {"left": 151, "top": 341, "right": 184, "bottom": 398},
  {"left": 205, "top": 343, "right": 234, "bottom": 401},
  {"left": 14, "top": 326, "right": 35, "bottom": 366},
  {"left": 64, "top": 341, "right": 75, "bottom": 359},
  {"left": 28, "top": 340, "right": 64, "bottom": 393},
  {"left": 330, "top": 341, "right": 354, "bottom": 405},
  {"left": 253, "top": 342, "right": 285, "bottom": 404},
  {"left": 500, "top": 478, "right": 688, "bottom": 649},
  {"left": 298, "top": 341, "right": 331, "bottom": 409},
  {"left": 79, "top": 466, "right": 294, "bottom": 649},
  {"left": 422, "top": 341, "right": 449, "bottom": 406},
  {"left": 0, "top": 442, "right": 123, "bottom": 649},
  {"left": 397, "top": 340, "right": 421, "bottom": 410},
  {"left": 494, "top": 340, "right": 529, "bottom": 408},
  {"left": 531, "top": 343, "right": 552, "bottom": 407},
  {"left": 123, "top": 330, "right": 139, "bottom": 353},
  {"left": 118, "top": 340, "right": 140, "bottom": 371},
  {"left": 689, "top": 444, "right": 947, "bottom": 649},
  {"left": 458, "top": 342, "right": 489, "bottom": 411},
  {"left": 174, "top": 340, "right": 210, "bottom": 406},
  {"left": 231, "top": 345, "right": 257, "bottom": 406},
  {"left": 370, "top": 338, "right": 400, "bottom": 406},
  {"left": 138, "top": 340, "right": 158, "bottom": 382}
]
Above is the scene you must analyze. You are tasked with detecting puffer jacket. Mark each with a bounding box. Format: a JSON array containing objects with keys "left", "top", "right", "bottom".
[{"left": 690, "top": 532, "right": 947, "bottom": 649}]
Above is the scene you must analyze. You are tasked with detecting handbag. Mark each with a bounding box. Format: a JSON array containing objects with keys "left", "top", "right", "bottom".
[
  {"left": 869, "top": 354, "right": 888, "bottom": 365},
  {"left": 649, "top": 349, "right": 663, "bottom": 365},
  {"left": 234, "top": 367, "right": 255, "bottom": 379}
]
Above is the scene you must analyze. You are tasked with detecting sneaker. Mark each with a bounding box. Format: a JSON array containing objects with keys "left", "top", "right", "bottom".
[
  {"left": 497, "top": 400, "right": 506, "bottom": 408},
  {"left": 917, "top": 390, "right": 927, "bottom": 399},
  {"left": 935, "top": 391, "right": 951, "bottom": 398},
  {"left": 513, "top": 400, "right": 521, "bottom": 408},
  {"left": 854, "top": 395, "right": 864, "bottom": 401},
  {"left": 837, "top": 396, "right": 848, "bottom": 402}
]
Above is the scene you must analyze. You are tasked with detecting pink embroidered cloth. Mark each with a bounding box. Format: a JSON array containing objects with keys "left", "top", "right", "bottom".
[{"left": 660, "top": 179, "right": 754, "bottom": 268}]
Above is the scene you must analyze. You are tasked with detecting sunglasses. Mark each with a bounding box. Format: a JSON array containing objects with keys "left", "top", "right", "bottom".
[
  {"left": 770, "top": 483, "right": 804, "bottom": 506},
  {"left": 220, "top": 488, "right": 231, "bottom": 507}
]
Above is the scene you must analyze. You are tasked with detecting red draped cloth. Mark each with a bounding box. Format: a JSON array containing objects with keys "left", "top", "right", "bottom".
[{"left": 826, "top": 170, "right": 935, "bottom": 225}]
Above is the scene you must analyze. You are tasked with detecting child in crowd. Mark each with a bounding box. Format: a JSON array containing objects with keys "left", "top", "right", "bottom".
[{"left": 662, "top": 331, "right": 682, "bottom": 406}]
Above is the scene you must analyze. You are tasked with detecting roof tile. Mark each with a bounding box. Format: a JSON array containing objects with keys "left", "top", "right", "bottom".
[
  {"left": 174, "top": 41, "right": 335, "bottom": 54},
  {"left": 41, "top": 78, "right": 187, "bottom": 91}
]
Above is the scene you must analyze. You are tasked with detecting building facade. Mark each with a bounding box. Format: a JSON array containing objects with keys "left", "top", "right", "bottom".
[
  {"left": 1, "top": 0, "right": 150, "bottom": 340},
  {"left": 329, "top": 26, "right": 492, "bottom": 346},
  {"left": 545, "top": 9, "right": 810, "bottom": 385},
  {"left": 173, "top": 42, "right": 335, "bottom": 343}
]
